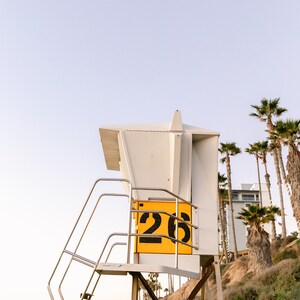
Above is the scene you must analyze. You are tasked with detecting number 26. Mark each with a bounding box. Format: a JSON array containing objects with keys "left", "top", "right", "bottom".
[{"left": 139, "top": 212, "right": 191, "bottom": 244}]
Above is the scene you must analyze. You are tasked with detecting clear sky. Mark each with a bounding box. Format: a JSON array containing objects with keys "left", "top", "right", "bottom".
[{"left": 1, "top": 1, "right": 299, "bottom": 299}]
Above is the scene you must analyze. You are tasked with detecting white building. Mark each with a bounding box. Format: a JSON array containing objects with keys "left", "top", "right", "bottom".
[{"left": 226, "top": 183, "right": 269, "bottom": 253}]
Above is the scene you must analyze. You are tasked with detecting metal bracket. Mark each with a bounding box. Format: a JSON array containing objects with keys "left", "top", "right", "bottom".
[{"left": 80, "top": 292, "right": 93, "bottom": 300}]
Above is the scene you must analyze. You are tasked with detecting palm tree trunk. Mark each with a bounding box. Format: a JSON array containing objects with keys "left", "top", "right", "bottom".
[
  {"left": 247, "top": 224, "right": 272, "bottom": 274},
  {"left": 221, "top": 202, "right": 229, "bottom": 263},
  {"left": 262, "top": 160, "right": 276, "bottom": 240},
  {"left": 218, "top": 193, "right": 229, "bottom": 263},
  {"left": 271, "top": 220, "right": 277, "bottom": 242},
  {"left": 256, "top": 155, "right": 263, "bottom": 207},
  {"left": 263, "top": 162, "right": 272, "bottom": 205},
  {"left": 273, "top": 147, "right": 287, "bottom": 238},
  {"left": 230, "top": 203, "right": 239, "bottom": 260},
  {"left": 226, "top": 156, "right": 239, "bottom": 260},
  {"left": 286, "top": 143, "right": 300, "bottom": 234},
  {"left": 278, "top": 143, "right": 292, "bottom": 198}
]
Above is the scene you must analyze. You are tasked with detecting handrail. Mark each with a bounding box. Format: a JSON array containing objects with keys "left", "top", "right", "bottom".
[
  {"left": 48, "top": 179, "right": 199, "bottom": 300},
  {"left": 63, "top": 250, "right": 96, "bottom": 268},
  {"left": 58, "top": 193, "right": 129, "bottom": 299},
  {"left": 48, "top": 178, "right": 131, "bottom": 300}
]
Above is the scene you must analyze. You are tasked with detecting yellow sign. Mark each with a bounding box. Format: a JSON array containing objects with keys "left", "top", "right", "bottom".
[{"left": 135, "top": 201, "right": 192, "bottom": 254}]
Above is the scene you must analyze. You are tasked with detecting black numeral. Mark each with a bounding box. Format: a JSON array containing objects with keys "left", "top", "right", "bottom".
[
  {"left": 168, "top": 212, "right": 191, "bottom": 243},
  {"left": 139, "top": 212, "right": 162, "bottom": 243}
]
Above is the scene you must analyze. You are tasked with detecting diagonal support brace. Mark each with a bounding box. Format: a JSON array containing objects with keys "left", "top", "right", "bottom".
[
  {"left": 187, "top": 258, "right": 215, "bottom": 300},
  {"left": 129, "top": 272, "right": 158, "bottom": 300}
]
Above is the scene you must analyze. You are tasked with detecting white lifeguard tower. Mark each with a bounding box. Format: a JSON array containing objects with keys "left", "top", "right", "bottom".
[{"left": 48, "top": 111, "right": 223, "bottom": 300}]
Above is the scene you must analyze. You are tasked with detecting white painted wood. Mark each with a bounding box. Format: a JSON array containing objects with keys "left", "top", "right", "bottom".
[
  {"left": 96, "top": 262, "right": 200, "bottom": 279},
  {"left": 99, "top": 111, "right": 220, "bottom": 272}
]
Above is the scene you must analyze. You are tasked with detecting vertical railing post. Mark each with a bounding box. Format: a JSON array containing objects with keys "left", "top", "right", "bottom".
[{"left": 127, "top": 182, "right": 133, "bottom": 264}]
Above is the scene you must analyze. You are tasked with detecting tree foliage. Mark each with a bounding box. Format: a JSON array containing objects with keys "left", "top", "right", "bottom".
[{"left": 250, "top": 98, "right": 288, "bottom": 238}]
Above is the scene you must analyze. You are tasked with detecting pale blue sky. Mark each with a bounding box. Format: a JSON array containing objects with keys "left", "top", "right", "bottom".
[{"left": 0, "top": 1, "right": 299, "bottom": 299}]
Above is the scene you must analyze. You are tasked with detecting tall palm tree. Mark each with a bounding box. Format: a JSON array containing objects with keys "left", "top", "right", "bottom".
[
  {"left": 218, "top": 173, "right": 229, "bottom": 263},
  {"left": 237, "top": 205, "right": 273, "bottom": 274},
  {"left": 275, "top": 119, "right": 300, "bottom": 233},
  {"left": 219, "top": 142, "right": 241, "bottom": 260},
  {"left": 245, "top": 142, "right": 263, "bottom": 206},
  {"left": 250, "top": 98, "right": 288, "bottom": 238},
  {"left": 254, "top": 140, "right": 280, "bottom": 241}
]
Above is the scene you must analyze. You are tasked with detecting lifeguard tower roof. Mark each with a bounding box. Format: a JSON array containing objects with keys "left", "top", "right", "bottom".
[{"left": 99, "top": 111, "right": 219, "bottom": 171}]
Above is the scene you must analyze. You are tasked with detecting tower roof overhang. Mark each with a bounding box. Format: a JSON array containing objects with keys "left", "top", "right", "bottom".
[{"left": 99, "top": 111, "right": 219, "bottom": 171}]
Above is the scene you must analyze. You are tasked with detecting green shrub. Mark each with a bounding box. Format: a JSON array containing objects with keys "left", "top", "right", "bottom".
[
  {"left": 230, "top": 287, "right": 258, "bottom": 300},
  {"left": 273, "top": 249, "right": 297, "bottom": 264},
  {"left": 223, "top": 259, "right": 300, "bottom": 300},
  {"left": 287, "top": 285, "right": 300, "bottom": 299},
  {"left": 243, "top": 287, "right": 258, "bottom": 300},
  {"left": 261, "top": 259, "right": 300, "bottom": 298}
]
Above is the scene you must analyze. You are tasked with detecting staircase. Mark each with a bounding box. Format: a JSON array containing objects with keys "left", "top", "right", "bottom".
[{"left": 48, "top": 178, "right": 199, "bottom": 300}]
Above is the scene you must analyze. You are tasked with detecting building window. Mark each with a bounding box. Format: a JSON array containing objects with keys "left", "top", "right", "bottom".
[
  {"left": 232, "top": 192, "right": 239, "bottom": 200},
  {"left": 242, "top": 194, "right": 255, "bottom": 201}
]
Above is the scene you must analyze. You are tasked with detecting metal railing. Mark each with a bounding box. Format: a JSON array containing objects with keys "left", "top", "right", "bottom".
[
  {"left": 47, "top": 178, "right": 131, "bottom": 300},
  {"left": 48, "top": 179, "right": 198, "bottom": 300}
]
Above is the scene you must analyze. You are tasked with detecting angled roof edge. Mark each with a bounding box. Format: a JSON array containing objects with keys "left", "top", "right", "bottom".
[
  {"left": 99, "top": 111, "right": 219, "bottom": 171},
  {"left": 99, "top": 123, "right": 219, "bottom": 135}
]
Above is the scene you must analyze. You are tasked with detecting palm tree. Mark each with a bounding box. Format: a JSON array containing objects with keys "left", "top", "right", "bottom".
[
  {"left": 219, "top": 142, "right": 241, "bottom": 260},
  {"left": 253, "top": 140, "right": 280, "bottom": 241},
  {"left": 218, "top": 173, "right": 229, "bottom": 263},
  {"left": 250, "top": 98, "right": 288, "bottom": 238},
  {"left": 275, "top": 119, "right": 300, "bottom": 233},
  {"left": 245, "top": 142, "right": 263, "bottom": 206},
  {"left": 237, "top": 205, "right": 273, "bottom": 274}
]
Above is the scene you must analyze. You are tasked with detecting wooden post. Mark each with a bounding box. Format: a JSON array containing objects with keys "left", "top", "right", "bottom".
[
  {"left": 214, "top": 255, "right": 223, "bottom": 300},
  {"left": 131, "top": 273, "right": 139, "bottom": 300}
]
